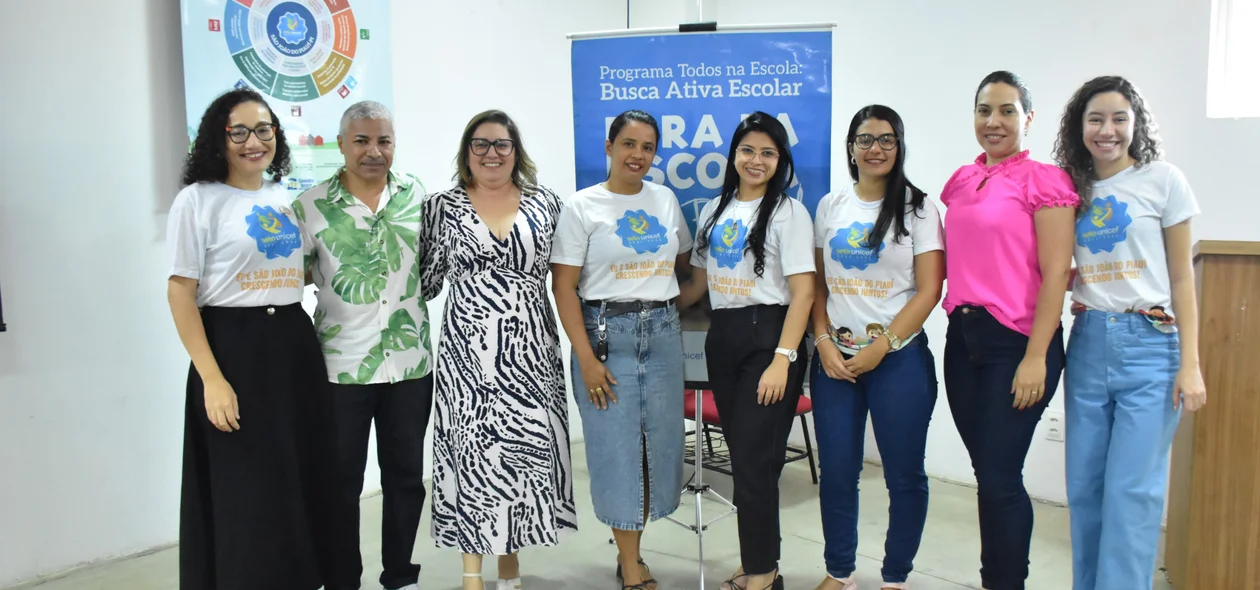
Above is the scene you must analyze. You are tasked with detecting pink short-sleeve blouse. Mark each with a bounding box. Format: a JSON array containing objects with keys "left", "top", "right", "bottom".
[{"left": 940, "top": 150, "right": 1080, "bottom": 335}]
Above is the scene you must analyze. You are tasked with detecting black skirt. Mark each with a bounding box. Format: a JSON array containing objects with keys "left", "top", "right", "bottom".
[{"left": 180, "top": 303, "right": 339, "bottom": 590}]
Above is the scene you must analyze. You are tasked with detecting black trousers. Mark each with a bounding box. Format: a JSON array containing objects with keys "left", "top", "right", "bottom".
[
  {"left": 944, "top": 305, "right": 1065, "bottom": 590},
  {"left": 705, "top": 304, "right": 807, "bottom": 575},
  {"left": 328, "top": 376, "right": 434, "bottom": 590}
]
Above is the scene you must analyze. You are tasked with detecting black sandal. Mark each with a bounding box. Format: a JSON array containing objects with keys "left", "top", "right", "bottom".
[{"left": 615, "top": 558, "right": 657, "bottom": 589}]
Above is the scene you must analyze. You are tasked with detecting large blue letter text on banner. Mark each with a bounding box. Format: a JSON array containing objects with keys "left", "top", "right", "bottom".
[{"left": 571, "top": 30, "right": 833, "bottom": 239}]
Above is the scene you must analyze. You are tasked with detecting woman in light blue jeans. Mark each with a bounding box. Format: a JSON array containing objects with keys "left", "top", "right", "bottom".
[
  {"left": 551, "top": 110, "right": 690, "bottom": 590},
  {"left": 1053, "top": 75, "right": 1208, "bottom": 590}
]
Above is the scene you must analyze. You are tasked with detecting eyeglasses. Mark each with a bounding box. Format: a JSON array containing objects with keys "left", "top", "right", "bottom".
[
  {"left": 470, "top": 138, "right": 515, "bottom": 157},
  {"left": 225, "top": 123, "right": 276, "bottom": 144},
  {"left": 854, "top": 133, "right": 898, "bottom": 150},
  {"left": 736, "top": 145, "right": 779, "bottom": 160}
]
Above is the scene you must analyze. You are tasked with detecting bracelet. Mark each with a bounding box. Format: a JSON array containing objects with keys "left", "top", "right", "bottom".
[{"left": 813, "top": 333, "right": 831, "bottom": 346}]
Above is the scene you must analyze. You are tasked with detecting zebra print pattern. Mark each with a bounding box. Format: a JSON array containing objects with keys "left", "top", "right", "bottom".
[{"left": 420, "top": 184, "right": 577, "bottom": 555}]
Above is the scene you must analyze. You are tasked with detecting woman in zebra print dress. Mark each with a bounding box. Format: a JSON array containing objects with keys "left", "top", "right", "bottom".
[{"left": 420, "top": 110, "right": 577, "bottom": 590}]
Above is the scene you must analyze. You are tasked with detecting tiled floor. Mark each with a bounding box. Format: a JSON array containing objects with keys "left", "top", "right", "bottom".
[{"left": 8, "top": 444, "right": 1173, "bottom": 590}]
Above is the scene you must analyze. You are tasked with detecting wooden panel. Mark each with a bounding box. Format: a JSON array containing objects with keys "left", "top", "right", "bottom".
[
  {"left": 1171, "top": 253, "right": 1260, "bottom": 588},
  {"left": 1193, "top": 240, "right": 1260, "bottom": 258}
]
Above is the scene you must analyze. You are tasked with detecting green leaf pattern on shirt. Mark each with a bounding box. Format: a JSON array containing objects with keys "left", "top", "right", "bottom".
[
  {"left": 314, "top": 198, "right": 388, "bottom": 304},
  {"left": 303, "top": 171, "right": 431, "bottom": 385},
  {"left": 337, "top": 308, "right": 420, "bottom": 384},
  {"left": 312, "top": 307, "right": 343, "bottom": 356}
]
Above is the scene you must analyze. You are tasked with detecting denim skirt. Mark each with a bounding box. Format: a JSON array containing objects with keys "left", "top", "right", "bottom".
[{"left": 571, "top": 302, "right": 685, "bottom": 530}]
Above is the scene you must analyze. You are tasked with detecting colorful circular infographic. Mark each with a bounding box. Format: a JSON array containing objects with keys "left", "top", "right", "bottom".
[{"left": 222, "top": 0, "right": 358, "bottom": 103}]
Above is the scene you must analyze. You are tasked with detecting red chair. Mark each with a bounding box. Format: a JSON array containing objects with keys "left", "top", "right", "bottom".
[{"left": 682, "top": 389, "right": 819, "bottom": 484}]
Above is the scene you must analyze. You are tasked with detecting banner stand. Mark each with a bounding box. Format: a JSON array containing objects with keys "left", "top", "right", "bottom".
[{"left": 569, "top": 18, "right": 834, "bottom": 589}]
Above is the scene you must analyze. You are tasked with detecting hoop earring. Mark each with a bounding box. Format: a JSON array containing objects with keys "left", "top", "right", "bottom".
[{"left": 850, "top": 156, "right": 857, "bottom": 164}]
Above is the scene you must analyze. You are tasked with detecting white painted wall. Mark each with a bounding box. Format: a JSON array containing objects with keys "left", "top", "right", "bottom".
[
  {"left": 2, "top": 0, "right": 1256, "bottom": 586},
  {"left": 703, "top": 0, "right": 1260, "bottom": 504}
]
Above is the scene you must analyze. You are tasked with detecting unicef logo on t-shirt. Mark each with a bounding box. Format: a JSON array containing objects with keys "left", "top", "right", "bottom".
[
  {"left": 246, "top": 205, "right": 301, "bottom": 259},
  {"left": 1076, "top": 195, "right": 1132, "bottom": 254},
  {"left": 829, "top": 222, "right": 884, "bottom": 270},
  {"left": 615, "top": 209, "right": 669, "bottom": 254},
  {"left": 709, "top": 218, "right": 748, "bottom": 269}
]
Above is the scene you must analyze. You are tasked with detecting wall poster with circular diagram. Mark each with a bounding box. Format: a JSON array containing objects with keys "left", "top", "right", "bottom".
[{"left": 179, "top": 0, "right": 394, "bottom": 195}]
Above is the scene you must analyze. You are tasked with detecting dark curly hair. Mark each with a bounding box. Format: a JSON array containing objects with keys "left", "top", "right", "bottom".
[
  {"left": 1052, "top": 75, "right": 1161, "bottom": 211},
  {"left": 181, "top": 88, "right": 291, "bottom": 186}
]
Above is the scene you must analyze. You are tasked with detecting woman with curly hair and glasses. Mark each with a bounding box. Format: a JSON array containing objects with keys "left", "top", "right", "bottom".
[
  {"left": 1052, "top": 75, "right": 1206, "bottom": 590},
  {"left": 167, "top": 88, "right": 340, "bottom": 590}
]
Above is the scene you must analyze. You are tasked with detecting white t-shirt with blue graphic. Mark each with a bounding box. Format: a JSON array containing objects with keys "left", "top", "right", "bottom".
[
  {"left": 167, "top": 181, "right": 306, "bottom": 308},
  {"left": 1071, "top": 161, "right": 1200, "bottom": 319},
  {"left": 551, "top": 181, "right": 693, "bottom": 302},
  {"left": 690, "top": 195, "right": 815, "bottom": 310},
  {"left": 814, "top": 185, "right": 943, "bottom": 354}
]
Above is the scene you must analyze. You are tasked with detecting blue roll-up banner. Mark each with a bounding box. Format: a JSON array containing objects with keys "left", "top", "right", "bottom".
[
  {"left": 571, "top": 28, "right": 834, "bottom": 241},
  {"left": 570, "top": 27, "right": 833, "bottom": 383}
]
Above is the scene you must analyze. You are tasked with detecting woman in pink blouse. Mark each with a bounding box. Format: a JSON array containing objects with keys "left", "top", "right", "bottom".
[{"left": 939, "top": 71, "right": 1078, "bottom": 590}]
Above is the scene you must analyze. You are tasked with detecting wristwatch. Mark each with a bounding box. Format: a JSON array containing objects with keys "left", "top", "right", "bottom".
[
  {"left": 883, "top": 329, "right": 904, "bottom": 351},
  {"left": 775, "top": 347, "right": 798, "bottom": 362}
]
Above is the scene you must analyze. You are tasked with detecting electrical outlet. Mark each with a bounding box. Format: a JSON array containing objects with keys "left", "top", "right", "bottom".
[{"left": 1045, "top": 410, "right": 1064, "bottom": 442}]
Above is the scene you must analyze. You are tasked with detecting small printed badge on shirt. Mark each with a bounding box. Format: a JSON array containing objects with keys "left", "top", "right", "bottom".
[
  {"left": 829, "top": 221, "right": 884, "bottom": 271},
  {"left": 830, "top": 322, "right": 888, "bottom": 351},
  {"left": 615, "top": 209, "right": 669, "bottom": 254},
  {"left": 245, "top": 204, "right": 302, "bottom": 260},
  {"left": 1076, "top": 195, "right": 1133, "bottom": 254},
  {"left": 710, "top": 219, "right": 749, "bottom": 269}
]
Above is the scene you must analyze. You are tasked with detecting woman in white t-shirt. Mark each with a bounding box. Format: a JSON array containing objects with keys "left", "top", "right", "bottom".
[
  {"left": 166, "top": 89, "right": 339, "bottom": 590},
  {"left": 810, "top": 105, "right": 945, "bottom": 590},
  {"left": 1052, "top": 75, "right": 1207, "bottom": 590},
  {"left": 552, "top": 110, "right": 689, "bottom": 590},
  {"left": 678, "top": 112, "right": 815, "bottom": 590}
]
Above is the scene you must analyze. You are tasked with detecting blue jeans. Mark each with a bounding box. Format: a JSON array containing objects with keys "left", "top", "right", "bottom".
[
  {"left": 1065, "top": 311, "right": 1179, "bottom": 590},
  {"left": 944, "top": 305, "right": 1065, "bottom": 590},
  {"left": 572, "top": 303, "right": 684, "bottom": 530},
  {"left": 810, "top": 333, "right": 938, "bottom": 584}
]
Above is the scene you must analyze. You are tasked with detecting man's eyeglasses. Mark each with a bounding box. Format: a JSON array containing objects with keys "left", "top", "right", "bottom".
[
  {"left": 854, "top": 133, "right": 898, "bottom": 150},
  {"left": 470, "top": 138, "right": 515, "bottom": 157},
  {"left": 225, "top": 124, "right": 276, "bottom": 144}
]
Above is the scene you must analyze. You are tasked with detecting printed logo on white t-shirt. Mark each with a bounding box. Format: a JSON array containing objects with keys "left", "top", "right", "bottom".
[
  {"left": 246, "top": 204, "right": 302, "bottom": 259},
  {"left": 710, "top": 219, "right": 749, "bottom": 269},
  {"left": 1076, "top": 194, "right": 1133, "bottom": 254},
  {"left": 829, "top": 221, "right": 885, "bottom": 271},
  {"left": 615, "top": 209, "right": 669, "bottom": 254},
  {"left": 833, "top": 322, "right": 889, "bottom": 351}
]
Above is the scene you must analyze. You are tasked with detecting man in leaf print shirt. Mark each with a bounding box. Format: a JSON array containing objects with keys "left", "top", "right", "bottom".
[{"left": 293, "top": 101, "right": 433, "bottom": 590}]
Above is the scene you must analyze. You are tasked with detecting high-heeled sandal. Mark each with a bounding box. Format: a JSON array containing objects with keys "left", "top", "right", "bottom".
[
  {"left": 496, "top": 577, "right": 522, "bottom": 590},
  {"left": 615, "top": 558, "right": 657, "bottom": 589},
  {"left": 726, "top": 569, "right": 782, "bottom": 590},
  {"left": 462, "top": 572, "right": 485, "bottom": 590}
]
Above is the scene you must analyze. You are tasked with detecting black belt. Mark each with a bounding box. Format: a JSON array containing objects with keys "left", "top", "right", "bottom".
[{"left": 584, "top": 298, "right": 676, "bottom": 316}]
